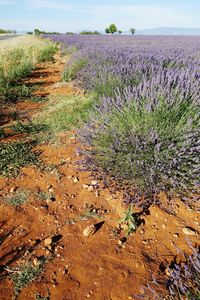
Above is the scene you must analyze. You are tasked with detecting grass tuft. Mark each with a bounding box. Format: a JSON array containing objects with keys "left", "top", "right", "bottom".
[
  {"left": 10, "top": 259, "right": 45, "bottom": 297},
  {"left": 62, "top": 58, "right": 87, "bottom": 82},
  {"left": 39, "top": 94, "right": 93, "bottom": 134},
  {"left": 5, "top": 189, "right": 29, "bottom": 206},
  {"left": 0, "top": 140, "right": 40, "bottom": 176}
]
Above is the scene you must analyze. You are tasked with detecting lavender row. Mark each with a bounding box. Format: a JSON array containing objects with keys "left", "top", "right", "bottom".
[{"left": 44, "top": 34, "right": 200, "bottom": 209}]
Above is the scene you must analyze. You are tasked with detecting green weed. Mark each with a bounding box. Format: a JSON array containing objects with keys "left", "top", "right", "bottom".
[
  {"left": 62, "top": 58, "right": 87, "bottom": 82},
  {"left": 0, "top": 141, "right": 40, "bottom": 176},
  {"left": 37, "top": 44, "right": 58, "bottom": 63},
  {"left": 120, "top": 205, "right": 140, "bottom": 236},
  {"left": 30, "top": 96, "right": 47, "bottom": 103},
  {"left": 10, "top": 259, "right": 45, "bottom": 297},
  {"left": 12, "top": 121, "right": 46, "bottom": 134},
  {"left": 0, "top": 127, "right": 7, "bottom": 138},
  {"left": 40, "top": 94, "right": 93, "bottom": 133},
  {"left": 5, "top": 189, "right": 29, "bottom": 206}
]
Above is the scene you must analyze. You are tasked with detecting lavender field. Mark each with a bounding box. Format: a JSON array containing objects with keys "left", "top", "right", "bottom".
[
  {"left": 0, "top": 32, "right": 199, "bottom": 299},
  {"left": 45, "top": 34, "right": 200, "bottom": 209}
]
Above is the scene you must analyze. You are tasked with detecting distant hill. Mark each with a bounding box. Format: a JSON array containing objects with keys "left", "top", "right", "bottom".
[{"left": 135, "top": 27, "right": 200, "bottom": 36}]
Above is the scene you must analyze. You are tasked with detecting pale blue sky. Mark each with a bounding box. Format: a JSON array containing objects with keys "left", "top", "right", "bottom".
[{"left": 0, "top": 0, "right": 200, "bottom": 32}]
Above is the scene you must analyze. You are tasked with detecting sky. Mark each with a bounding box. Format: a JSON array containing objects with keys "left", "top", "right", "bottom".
[{"left": 0, "top": 0, "right": 200, "bottom": 33}]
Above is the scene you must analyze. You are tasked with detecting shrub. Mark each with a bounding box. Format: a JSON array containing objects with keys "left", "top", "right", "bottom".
[
  {"left": 37, "top": 44, "right": 58, "bottom": 62},
  {"left": 80, "top": 87, "right": 199, "bottom": 208},
  {"left": 62, "top": 58, "right": 87, "bottom": 82},
  {"left": 145, "top": 247, "right": 200, "bottom": 300}
]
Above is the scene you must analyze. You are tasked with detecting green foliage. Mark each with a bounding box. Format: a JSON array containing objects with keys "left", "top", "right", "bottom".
[
  {"left": 109, "top": 24, "right": 117, "bottom": 34},
  {"left": 5, "top": 189, "right": 29, "bottom": 205},
  {"left": 62, "top": 58, "right": 87, "bottom": 82},
  {"left": 80, "top": 31, "right": 100, "bottom": 35},
  {"left": 34, "top": 28, "right": 61, "bottom": 35},
  {"left": 120, "top": 205, "right": 139, "bottom": 236},
  {"left": 30, "top": 96, "right": 47, "bottom": 103},
  {"left": 0, "top": 49, "right": 34, "bottom": 102},
  {"left": 0, "top": 39, "right": 57, "bottom": 102},
  {"left": 92, "top": 74, "right": 122, "bottom": 98},
  {"left": 41, "top": 94, "right": 93, "bottom": 133},
  {"left": 34, "top": 28, "right": 41, "bottom": 35},
  {"left": 12, "top": 120, "right": 46, "bottom": 134},
  {"left": 0, "top": 141, "right": 40, "bottom": 176},
  {"left": 118, "top": 30, "right": 122, "bottom": 34},
  {"left": 35, "top": 293, "right": 50, "bottom": 300},
  {"left": 105, "top": 28, "right": 110, "bottom": 34},
  {"left": 11, "top": 260, "right": 45, "bottom": 297},
  {"left": 0, "top": 29, "right": 16, "bottom": 34},
  {"left": 130, "top": 28, "right": 136, "bottom": 35},
  {"left": 37, "top": 44, "right": 58, "bottom": 62},
  {"left": 0, "top": 127, "right": 7, "bottom": 138}
]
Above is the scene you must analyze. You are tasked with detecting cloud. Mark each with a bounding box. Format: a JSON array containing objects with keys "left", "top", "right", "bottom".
[
  {"left": 1, "top": 1, "right": 199, "bottom": 32},
  {"left": 26, "top": 0, "right": 73, "bottom": 11}
]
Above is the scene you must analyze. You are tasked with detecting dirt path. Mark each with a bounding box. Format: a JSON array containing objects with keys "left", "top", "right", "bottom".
[{"left": 0, "top": 53, "right": 199, "bottom": 300}]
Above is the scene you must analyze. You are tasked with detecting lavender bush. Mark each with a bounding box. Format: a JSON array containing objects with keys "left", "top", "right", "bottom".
[
  {"left": 145, "top": 246, "right": 200, "bottom": 300},
  {"left": 44, "top": 34, "right": 200, "bottom": 208}
]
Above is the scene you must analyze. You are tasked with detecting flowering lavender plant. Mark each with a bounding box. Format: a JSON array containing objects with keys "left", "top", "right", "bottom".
[
  {"left": 44, "top": 34, "right": 200, "bottom": 208},
  {"left": 145, "top": 247, "right": 200, "bottom": 300}
]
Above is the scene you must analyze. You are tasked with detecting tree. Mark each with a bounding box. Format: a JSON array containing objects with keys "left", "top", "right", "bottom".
[
  {"left": 109, "top": 24, "right": 117, "bottom": 34},
  {"left": 34, "top": 28, "right": 41, "bottom": 35},
  {"left": 118, "top": 30, "right": 122, "bottom": 34},
  {"left": 105, "top": 28, "right": 110, "bottom": 34},
  {"left": 130, "top": 28, "right": 135, "bottom": 35}
]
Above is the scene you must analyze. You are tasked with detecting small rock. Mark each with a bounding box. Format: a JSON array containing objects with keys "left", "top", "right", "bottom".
[
  {"left": 173, "top": 233, "right": 179, "bottom": 238},
  {"left": 83, "top": 184, "right": 89, "bottom": 189},
  {"left": 161, "top": 224, "right": 167, "bottom": 229},
  {"left": 29, "top": 240, "right": 38, "bottom": 247},
  {"left": 10, "top": 186, "right": 18, "bottom": 193},
  {"left": 95, "top": 190, "right": 99, "bottom": 197},
  {"left": 48, "top": 187, "right": 54, "bottom": 194},
  {"left": 83, "top": 224, "right": 96, "bottom": 237},
  {"left": 182, "top": 227, "right": 196, "bottom": 236},
  {"left": 44, "top": 237, "right": 52, "bottom": 246},
  {"left": 118, "top": 239, "right": 123, "bottom": 246},
  {"left": 142, "top": 240, "right": 148, "bottom": 245},
  {"left": 33, "top": 258, "right": 40, "bottom": 267},
  {"left": 91, "top": 180, "right": 98, "bottom": 186},
  {"left": 88, "top": 186, "right": 94, "bottom": 192},
  {"left": 73, "top": 177, "right": 79, "bottom": 183}
]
